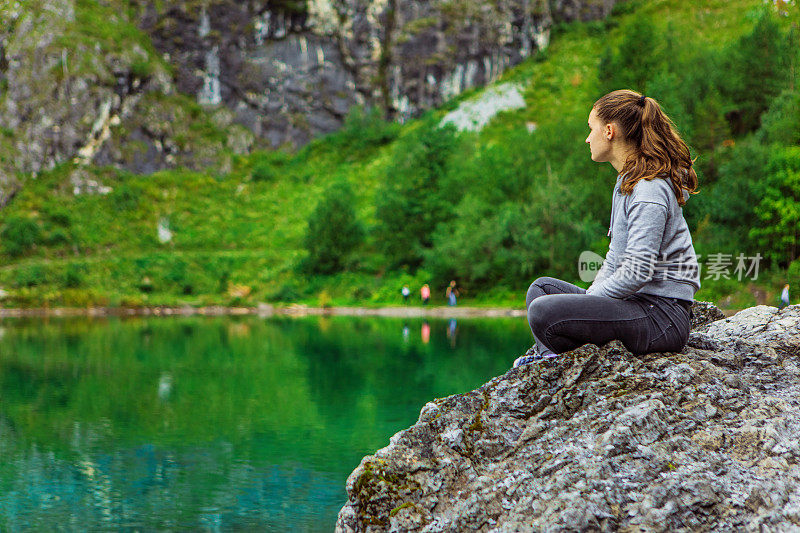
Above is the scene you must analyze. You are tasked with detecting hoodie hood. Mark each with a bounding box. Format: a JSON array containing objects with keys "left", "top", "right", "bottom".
[{"left": 616, "top": 172, "right": 691, "bottom": 204}]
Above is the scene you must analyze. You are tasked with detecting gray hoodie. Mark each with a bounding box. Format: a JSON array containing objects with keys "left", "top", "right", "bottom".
[{"left": 586, "top": 173, "right": 701, "bottom": 302}]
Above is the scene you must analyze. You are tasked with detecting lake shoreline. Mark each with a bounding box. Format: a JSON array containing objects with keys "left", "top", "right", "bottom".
[
  {"left": 0, "top": 303, "right": 747, "bottom": 319},
  {"left": 0, "top": 304, "right": 529, "bottom": 319}
]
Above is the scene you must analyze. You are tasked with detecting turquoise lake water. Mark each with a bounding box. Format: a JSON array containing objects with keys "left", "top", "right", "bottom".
[{"left": 0, "top": 315, "right": 532, "bottom": 531}]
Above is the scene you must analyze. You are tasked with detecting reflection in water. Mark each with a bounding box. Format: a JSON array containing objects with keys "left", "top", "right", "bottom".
[
  {"left": 0, "top": 315, "right": 530, "bottom": 530},
  {"left": 421, "top": 321, "right": 430, "bottom": 344},
  {"left": 158, "top": 372, "right": 173, "bottom": 401},
  {"left": 447, "top": 319, "right": 458, "bottom": 347},
  {"left": 0, "top": 440, "right": 341, "bottom": 530}
]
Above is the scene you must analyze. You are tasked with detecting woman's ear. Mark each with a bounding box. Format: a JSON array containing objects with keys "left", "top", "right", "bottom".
[{"left": 605, "top": 123, "right": 615, "bottom": 140}]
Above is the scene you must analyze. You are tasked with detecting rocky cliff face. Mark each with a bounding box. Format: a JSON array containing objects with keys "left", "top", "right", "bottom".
[
  {"left": 0, "top": 0, "right": 253, "bottom": 198},
  {"left": 0, "top": 0, "right": 163, "bottom": 199},
  {"left": 132, "top": 0, "right": 570, "bottom": 148},
  {"left": 0, "top": 0, "right": 619, "bottom": 194},
  {"left": 336, "top": 302, "right": 800, "bottom": 532}
]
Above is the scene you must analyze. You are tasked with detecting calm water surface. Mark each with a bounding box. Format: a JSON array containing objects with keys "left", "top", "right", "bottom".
[{"left": 0, "top": 315, "right": 531, "bottom": 531}]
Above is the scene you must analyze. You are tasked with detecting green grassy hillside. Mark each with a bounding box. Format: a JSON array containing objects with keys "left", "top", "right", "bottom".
[{"left": 1, "top": 0, "right": 798, "bottom": 309}]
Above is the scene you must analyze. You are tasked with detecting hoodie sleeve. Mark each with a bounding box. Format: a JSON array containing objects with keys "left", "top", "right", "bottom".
[
  {"left": 588, "top": 245, "right": 617, "bottom": 292},
  {"left": 585, "top": 200, "right": 668, "bottom": 299}
]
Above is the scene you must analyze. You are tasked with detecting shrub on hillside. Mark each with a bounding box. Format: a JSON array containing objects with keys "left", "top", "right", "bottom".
[
  {"left": 42, "top": 204, "right": 71, "bottom": 227},
  {"left": 63, "top": 263, "right": 86, "bottom": 288},
  {"left": 112, "top": 184, "right": 141, "bottom": 212},
  {"left": 759, "top": 88, "right": 800, "bottom": 146},
  {"left": 718, "top": 8, "right": 793, "bottom": 135},
  {"left": 693, "top": 136, "right": 770, "bottom": 226},
  {"left": 788, "top": 258, "right": 800, "bottom": 289},
  {"left": 749, "top": 147, "right": 800, "bottom": 268},
  {"left": 426, "top": 187, "right": 599, "bottom": 289},
  {"left": 269, "top": 281, "right": 302, "bottom": 302},
  {"left": 1, "top": 216, "right": 42, "bottom": 256},
  {"left": 46, "top": 228, "right": 71, "bottom": 246},
  {"left": 251, "top": 150, "right": 293, "bottom": 182},
  {"left": 301, "top": 179, "right": 364, "bottom": 274},
  {"left": 690, "top": 137, "right": 771, "bottom": 258},
  {"left": 162, "top": 256, "right": 208, "bottom": 295},
  {"left": 598, "top": 12, "right": 664, "bottom": 94},
  {"left": 326, "top": 105, "right": 400, "bottom": 160},
  {"left": 13, "top": 265, "right": 47, "bottom": 288},
  {"left": 373, "top": 121, "right": 460, "bottom": 269}
]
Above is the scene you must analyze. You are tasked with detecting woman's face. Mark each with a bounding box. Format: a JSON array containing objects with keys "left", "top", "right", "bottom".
[{"left": 585, "top": 108, "right": 613, "bottom": 163}]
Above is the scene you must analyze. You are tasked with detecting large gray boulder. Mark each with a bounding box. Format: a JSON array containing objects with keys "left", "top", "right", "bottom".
[{"left": 336, "top": 302, "right": 800, "bottom": 532}]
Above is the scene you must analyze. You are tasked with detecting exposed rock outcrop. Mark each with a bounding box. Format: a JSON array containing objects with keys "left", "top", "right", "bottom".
[
  {"left": 135, "top": 0, "right": 567, "bottom": 148},
  {"left": 0, "top": 0, "right": 174, "bottom": 187},
  {"left": 0, "top": 0, "right": 622, "bottom": 189},
  {"left": 336, "top": 302, "right": 800, "bottom": 532}
]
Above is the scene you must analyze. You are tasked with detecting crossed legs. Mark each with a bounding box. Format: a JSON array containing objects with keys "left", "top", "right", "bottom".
[{"left": 526, "top": 277, "right": 656, "bottom": 355}]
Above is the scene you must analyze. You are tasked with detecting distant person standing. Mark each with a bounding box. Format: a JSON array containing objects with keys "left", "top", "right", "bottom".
[
  {"left": 446, "top": 280, "right": 459, "bottom": 306},
  {"left": 780, "top": 283, "right": 790, "bottom": 309},
  {"left": 421, "top": 284, "right": 431, "bottom": 305},
  {"left": 401, "top": 285, "right": 410, "bottom": 304}
]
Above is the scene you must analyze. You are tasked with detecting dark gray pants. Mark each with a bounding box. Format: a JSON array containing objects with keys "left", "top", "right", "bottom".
[{"left": 526, "top": 277, "right": 692, "bottom": 356}]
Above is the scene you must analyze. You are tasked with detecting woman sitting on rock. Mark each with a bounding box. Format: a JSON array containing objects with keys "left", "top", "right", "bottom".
[{"left": 515, "top": 90, "right": 700, "bottom": 367}]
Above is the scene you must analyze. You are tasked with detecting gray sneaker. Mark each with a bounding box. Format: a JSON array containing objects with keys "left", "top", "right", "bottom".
[{"left": 513, "top": 345, "right": 559, "bottom": 367}]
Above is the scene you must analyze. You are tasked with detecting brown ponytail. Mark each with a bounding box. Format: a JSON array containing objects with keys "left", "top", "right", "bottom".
[{"left": 593, "top": 89, "right": 698, "bottom": 206}]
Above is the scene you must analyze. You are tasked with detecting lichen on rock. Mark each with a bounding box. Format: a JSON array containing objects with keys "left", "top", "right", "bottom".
[{"left": 336, "top": 302, "right": 800, "bottom": 532}]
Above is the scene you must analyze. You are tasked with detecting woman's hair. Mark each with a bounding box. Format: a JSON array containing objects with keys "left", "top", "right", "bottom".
[{"left": 593, "top": 89, "right": 698, "bottom": 206}]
